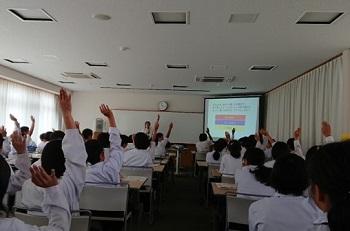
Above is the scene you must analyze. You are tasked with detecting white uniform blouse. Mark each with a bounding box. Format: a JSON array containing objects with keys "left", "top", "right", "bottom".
[
  {"left": 155, "top": 138, "right": 168, "bottom": 158},
  {"left": 219, "top": 154, "right": 242, "bottom": 175},
  {"left": 196, "top": 140, "right": 214, "bottom": 153},
  {"left": 123, "top": 142, "right": 155, "bottom": 167}
]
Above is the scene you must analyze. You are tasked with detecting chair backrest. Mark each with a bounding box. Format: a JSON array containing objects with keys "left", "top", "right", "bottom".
[
  {"left": 79, "top": 184, "right": 129, "bottom": 214},
  {"left": 120, "top": 166, "right": 153, "bottom": 187},
  {"left": 226, "top": 195, "right": 255, "bottom": 225},
  {"left": 14, "top": 210, "right": 91, "bottom": 231},
  {"left": 221, "top": 175, "right": 235, "bottom": 184},
  {"left": 208, "top": 163, "right": 220, "bottom": 179},
  {"left": 195, "top": 152, "right": 207, "bottom": 161}
]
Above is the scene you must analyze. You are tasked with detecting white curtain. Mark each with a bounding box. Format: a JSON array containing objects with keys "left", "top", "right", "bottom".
[
  {"left": 265, "top": 56, "right": 343, "bottom": 150},
  {"left": 0, "top": 78, "right": 60, "bottom": 143}
]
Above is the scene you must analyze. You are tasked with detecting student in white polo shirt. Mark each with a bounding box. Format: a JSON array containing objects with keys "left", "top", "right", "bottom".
[
  {"left": 155, "top": 122, "right": 173, "bottom": 158},
  {"left": 219, "top": 140, "right": 242, "bottom": 175},
  {"left": 206, "top": 138, "right": 227, "bottom": 164},
  {"left": 196, "top": 128, "right": 214, "bottom": 153},
  {"left": 264, "top": 141, "right": 290, "bottom": 168}
]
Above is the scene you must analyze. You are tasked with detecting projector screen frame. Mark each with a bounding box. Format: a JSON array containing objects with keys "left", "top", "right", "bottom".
[{"left": 203, "top": 94, "right": 265, "bottom": 138}]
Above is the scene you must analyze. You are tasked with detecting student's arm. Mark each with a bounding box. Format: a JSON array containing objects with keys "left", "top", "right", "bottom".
[
  {"left": 231, "top": 127, "right": 235, "bottom": 140},
  {"left": 293, "top": 128, "right": 304, "bottom": 157},
  {"left": 219, "top": 156, "right": 225, "bottom": 173},
  {"left": 75, "top": 121, "right": 81, "bottom": 134},
  {"left": 99, "top": 104, "right": 123, "bottom": 182},
  {"left": 248, "top": 203, "right": 260, "bottom": 231},
  {"left": 10, "top": 113, "right": 20, "bottom": 130},
  {"left": 149, "top": 121, "right": 160, "bottom": 160},
  {"left": 6, "top": 131, "right": 31, "bottom": 194},
  {"left": 165, "top": 122, "right": 173, "bottom": 139},
  {"left": 206, "top": 128, "right": 213, "bottom": 141},
  {"left": 0, "top": 126, "right": 11, "bottom": 156},
  {"left": 322, "top": 121, "right": 334, "bottom": 144},
  {"left": 29, "top": 115, "right": 35, "bottom": 136},
  {"left": 58, "top": 89, "right": 87, "bottom": 209}
]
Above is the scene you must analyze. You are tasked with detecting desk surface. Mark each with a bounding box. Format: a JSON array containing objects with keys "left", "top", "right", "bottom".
[
  {"left": 196, "top": 161, "right": 208, "bottom": 167},
  {"left": 121, "top": 176, "right": 147, "bottom": 190},
  {"left": 153, "top": 164, "right": 165, "bottom": 173},
  {"left": 211, "top": 168, "right": 222, "bottom": 178},
  {"left": 211, "top": 182, "right": 236, "bottom": 196}
]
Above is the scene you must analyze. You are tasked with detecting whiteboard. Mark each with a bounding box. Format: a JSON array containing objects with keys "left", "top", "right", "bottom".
[{"left": 112, "top": 110, "right": 203, "bottom": 144}]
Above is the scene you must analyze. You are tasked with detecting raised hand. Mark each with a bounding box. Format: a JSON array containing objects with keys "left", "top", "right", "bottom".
[
  {"left": 59, "top": 88, "right": 72, "bottom": 114},
  {"left": 9, "top": 114, "right": 17, "bottom": 122},
  {"left": 74, "top": 121, "right": 80, "bottom": 130},
  {"left": 30, "top": 115, "right": 35, "bottom": 123},
  {"left": 294, "top": 128, "right": 301, "bottom": 140},
  {"left": 0, "top": 126, "right": 7, "bottom": 137},
  {"left": 31, "top": 166, "right": 58, "bottom": 188},
  {"left": 206, "top": 128, "right": 210, "bottom": 134},
  {"left": 99, "top": 104, "right": 116, "bottom": 127},
  {"left": 169, "top": 122, "right": 174, "bottom": 129},
  {"left": 11, "top": 131, "right": 26, "bottom": 154},
  {"left": 156, "top": 114, "right": 160, "bottom": 122},
  {"left": 321, "top": 121, "right": 331, "bottom": 137}
]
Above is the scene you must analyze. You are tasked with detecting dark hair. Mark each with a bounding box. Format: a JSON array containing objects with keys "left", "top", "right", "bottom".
[
  {"left": 0, "top": 134, "right": 3, "bottom": 149},
  {"left": 271, "top": 154, "right": 308, "bottom": 196},
  {"left": 145, "top": 121, "right": 151, "bottom": 126},
  {"left": 228, "top": 140, "right": 241, "bottom": 159},
  {"left": 246, "top": 147, "right": 272, "bottom": 185},
  {"left": 45, "top": 131, "right": 53, "bottom": 141},
  {"left": 248, "top": 135, "right": 258, "bottom": 147},
  {"left": 120, "top": 135, "right": 129, "bottom": 148},
  {"left": 308, "top": 141, "right": 350, "bottom": 231},
  {"left": 271, "top": 141, "right": 290, "bottom": 160},
  {"left": 82, "top": 128, "right": 93, "bottom": 140},
  {"left": 85, "top": 139, "right": 103, "bottom": 165},
  {"left": 39, "top": 133, "right": 47, "bottom": 141},
  {"left": 199, "top": 133, "right": 208, "bottom": 142},
  {"left": 50, "top": 130, "right": 65, "bottom": 140},
  {"left": 305, "top": 145, "right": 320, "bottom": 169},
  {"left": 97, "top": 132, "right": 110, "bottom": 148},
  {"left": 134, "top": 132, "right": 151, "bottom": 150},
  {"left": 20, "top": 126, "right": 29, "bottom": 134},
  {"left": 155, "top": 133, "right": 164, "bottom": 145},
  {"left": 0, "top": 156, "right": 11, "bottom": 212},
  {"left": 287, "top": 138, "right": 295, "bottom": 151},
  {"left": 212, "top": 138, "right": 227, "bottom": 161},
  {"left": 41, "top": 140, "right": 66, "bottom": 178}
]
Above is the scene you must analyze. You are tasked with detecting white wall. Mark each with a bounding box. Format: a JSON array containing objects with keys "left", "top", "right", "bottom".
[{"left": 72, "top": 91, "right": 204, "bottom": 135}]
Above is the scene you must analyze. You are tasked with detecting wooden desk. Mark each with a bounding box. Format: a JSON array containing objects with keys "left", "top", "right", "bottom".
[
  {"left": 160, "top": 158, "right": 169, "bottom": 165},
  {"left": 211, "top": 169, "right": 222, "bottom": 178},
  {"left": 153, "top": 164, "right": 165, "bottom": 173},
  {"left": 121, "top": 176, "right": 147, "bottom": 190},
  {"left": 211, "top": 182, "right": 236, "bottom": 196},
  {"left": 197, "top": 161, "right": 208, "bottom": 168}
]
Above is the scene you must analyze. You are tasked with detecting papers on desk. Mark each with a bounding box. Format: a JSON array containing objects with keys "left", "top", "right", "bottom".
[
  {"left": 216, "top": 183, "right": 236, "bottom": 189},
  {"left": 122, "top": 176, "right": 147, "bottom": 182},
  {"left": 152, "top": 163, "right": 160, "bottom": 167}
]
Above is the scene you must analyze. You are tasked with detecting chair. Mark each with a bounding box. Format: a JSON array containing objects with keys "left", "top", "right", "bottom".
[
  {"left": 226, "top": 195, "right": 256, "bottom": 230},
  {"left": 194, "top": 151, "right": 207, "bottom": 176},
  {"left": 120, "top": 166, "right": 154, "bottom": 224},
  {"left": 14, "top": 209, "right": 91, "bottom": 231},
  {"left": 207, "top": 163, "right": 220, "bottom": 204},
  {"left": 79, "top": 184, "right": 131, "bottom": 231},
  {"left": 221, "top": 175, "right": 235, "bottom": 184}
]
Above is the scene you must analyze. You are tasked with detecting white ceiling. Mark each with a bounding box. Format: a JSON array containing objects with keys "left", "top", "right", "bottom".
[{"left": 0, "top": 0, "right": 349, "bottom": 95}]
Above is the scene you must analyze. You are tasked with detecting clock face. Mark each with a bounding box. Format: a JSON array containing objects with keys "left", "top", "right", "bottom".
[{"left": 159, "top": 101, "right": 168, "bottom": 111}]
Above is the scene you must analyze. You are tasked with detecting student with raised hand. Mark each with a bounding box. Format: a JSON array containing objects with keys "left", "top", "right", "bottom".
[
  {"left": 85, "top": 104, "right": 123, "bottom": 184},
  {"left": 206, "top": 138, "right": 227, "bottom": 164},
  {"left": 249, "top": 154, "right": 328, "bottom": 231},
  {"left": 264, "top": 141, "right": 290, "bottom": 168},
  {"left": 308, "top": 141, "right": 350, "bottom": 231},
  {"left": 287, "top": 128, "right": 304, "bottom": 158},
  {"left": 235, "top": 148, "right": 275, "bottom": 199},
  {"left": 219, "top": 140, "right": 242, "bottom": 175},
  {"left": 82, "top": 128, "right": 93, "bottom": 142},
  {"left": 155, "top": 122, "right": 173, "bottom": 158},
  {"left": 321, "top": 121, "right": 334, "bottom": 144},
  {"left": 0, "top": 126, "right": 11, "bottom": 157},
  {"left": 9, "top": 114, "right": 37, "bottom": 153},
  {"left": 196, "top": 128, "right": 214, "bottom": 153}
]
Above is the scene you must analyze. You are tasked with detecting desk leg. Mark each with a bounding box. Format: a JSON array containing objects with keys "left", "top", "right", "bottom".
[{"left": 175, "top": 149, "right": 180, "bottom": 175}]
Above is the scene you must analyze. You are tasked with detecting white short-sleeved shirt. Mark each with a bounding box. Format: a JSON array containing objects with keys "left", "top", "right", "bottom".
[
  {"left": 206, "top": 150, "right": 222, "bottom": 164},
  {"left": 155, "top": 138, "right": 168, "bottom": 157},
  {"left": 123, "top": 143, "right": 155, "bottom": 167},
  {"left": 219, "top": 154, "right": 242, "bottom": 175},
  {"left": 249, "top": 194, "right": 329, "bottom": 231},
  {"left": 196, "top": 140, "right": 214, "bottom": 153},
  {"left": 235, "top": 165, "right": 275, "bottom": 199}
]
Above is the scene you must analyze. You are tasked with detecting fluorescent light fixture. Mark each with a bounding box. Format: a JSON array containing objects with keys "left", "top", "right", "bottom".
[
  {"left": 116, "top": 83, "right": 132, "bottom": 86},
  {"left": 249, "top": 65, "right": 277, "bottom": 71},
  {"left": 151, "top": 11, "right": 189, "bottom": 24},
  {"left": 4, "top": 58, "right": 29, "bottom": 64},
  {"left": 232, "top": 86, "right": 247, "bottom": 89},
  {"left": 297, "top": 11, "right": 344, "bottom": 24},
  {"left": 173, "top": 85, "right": 188, "bottom": 88},
  {"left": 85, "top": 62, "right": 108, "bottom": 67},
  {"left": 92, "top": 14, "right": 111, "bottom": 21},
  {"left": 8, "top": 8, "right": 56, "bottom": 22},
  {"left": 166, "top": 64, "right": 189, "bottom": 69},
  {"left": 229, "top": 13, "right": 259, "bottom": 23},
  {"left": 58, "top": 81, "right": 75, "bottom": 84}
]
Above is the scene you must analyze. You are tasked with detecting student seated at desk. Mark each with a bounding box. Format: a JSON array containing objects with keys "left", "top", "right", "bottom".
[
  {"left": 1, "top": 88, "right": 87, "bottom": 231},
  {"left": 155, "top": 122, "right": 173, "bottom": 158},
  {"left": 123, "top": 121, "right": 159, "bottom": 167},
  {"left": 264, "top": 142, "right": 289, "bottom": 168},
  {"left": 206, "top": 138, "right": 227, "bottom": 164},
  {"left": 196, "top": 128, "right": 214, "bottom": 153},
  {"left": 82, "top": 128, "right": 93, "bottom": 142},
  {"left": 286, "top": 128, "right": 304, "bottom": 158},
  {"left": 249, "top": 154, "right": 328, "bottom": 231},
  {"left": 85, "top": 104, "right": 123, "bottom": 184},
  {"left": 219, "top": 140, "right": 242, "bottom": 176},
  {"left": 21, "top": 89, "right": 87, "bottom": 213},
  {"left": 235, "top": 148, "right": 275, "bottom": 199}
]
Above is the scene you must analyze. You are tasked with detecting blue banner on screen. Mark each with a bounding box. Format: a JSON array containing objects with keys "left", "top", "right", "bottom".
[{"left": 204, "top": 97, "right": 260, "bottom": 140}]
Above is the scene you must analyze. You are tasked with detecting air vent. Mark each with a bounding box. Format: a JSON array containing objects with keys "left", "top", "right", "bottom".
[
  {"left": 8, "top": 8, "right": 56, "bottom": 22},
  {"left": 4, "top": 58, "right": 29, "bottom": 64},
  {"left": 173, "top": 85, "right": 188, "bottom": 88},
  {"left": 116, "top": 83, "right": 132, "bottom": 87},
  {"left": 232, "top": 86, "right": 247, "bottom": 90},
  {"left": 195, "top": 76, "right": 235, "bottom": 83},
  {"left": 249, "top": 65, "right": 277, "bottom": 71},
  {"left": 166, "top": 64, "right": 189, "bottom": 69},
  {"left": 62, "top": 72, "right": 101, "bottom": 79},
  {"left": 297, "top": 12, "right": 344, "bottom": 24},
  {"left": 101, "top": 86, "right": 209, "bottom": 92},
  {"left": 58, "top": 81, "right": 75, "bottom": 84},
  {"left": 229, "top": 13, "right": 259, "bottom": 23},
  {"left": 151, "top": 11, "right": 189, "bottom": 24},
  {"left": 85, "top": 62, "right": 108, "bottom": 67}
]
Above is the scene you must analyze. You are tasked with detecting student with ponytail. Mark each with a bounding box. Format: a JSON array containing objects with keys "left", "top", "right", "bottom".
[
  {"left": 219, "top": 140, "right": 242, "bottom": 175},
  {"left": 206, "top": 138, "right": 227, "bottom": 164},
  {"left": 308, "top": 141, "right": 350, "bottom": 231}
]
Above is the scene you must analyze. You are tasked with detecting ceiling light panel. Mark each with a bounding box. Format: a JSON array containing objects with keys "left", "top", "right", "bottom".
[
  {"left": 229, "top": 13, "right": 259, "bottom": 23},
  {"left": 151, "top": 11, "right": 189, "bottom": 24},
  {"left": 249, "top": 65, "right": 277, "bottom": 71},
  {"left": 85, "top": 62, "right": 108, "bottom": 67},
  {"left": 4, "top": 58, "right": 29, "bottom": 64},
  {"left": 8, "top": 8, "right": 56, "bottom": 22},
  {"left": 297, "top": 11, "right": 344, "bottom": 24},
  {"left": 166, "top": 64, "right": 189, "bottom": 69}
]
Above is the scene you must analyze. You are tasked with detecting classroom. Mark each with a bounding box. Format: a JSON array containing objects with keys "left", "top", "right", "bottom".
[{"left": 0, "top": 1, "right": 349, "bottom": 231}]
